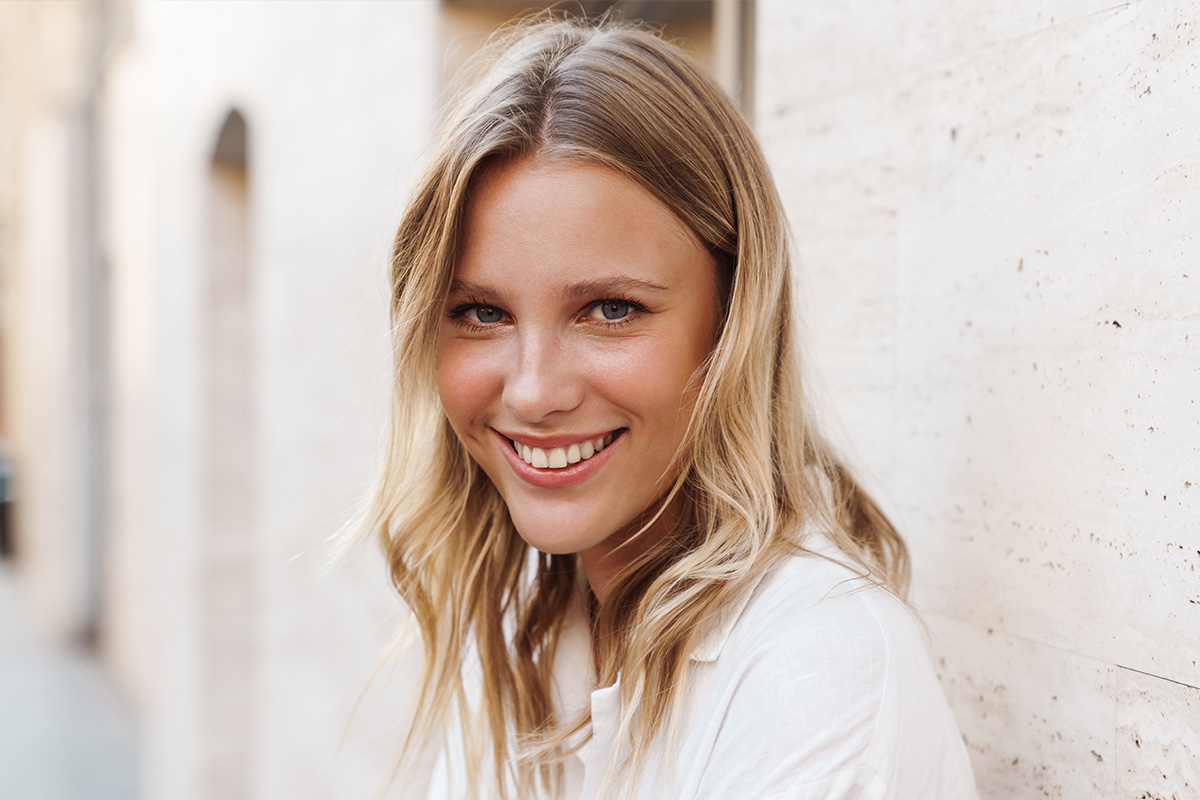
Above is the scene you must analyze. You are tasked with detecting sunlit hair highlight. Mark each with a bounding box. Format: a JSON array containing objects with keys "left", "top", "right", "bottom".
[{"left": 360, "top": 15, "right": 910, "bottom": 798}]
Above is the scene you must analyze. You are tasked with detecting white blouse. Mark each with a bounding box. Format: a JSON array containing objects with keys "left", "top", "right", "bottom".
[{"left": 426, "top": 533, "right": 979, "bottom": 799}]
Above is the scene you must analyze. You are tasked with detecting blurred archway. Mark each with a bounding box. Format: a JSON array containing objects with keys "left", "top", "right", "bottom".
[{"left": 202, "top": 106, "right": 257, "bottom": 800}]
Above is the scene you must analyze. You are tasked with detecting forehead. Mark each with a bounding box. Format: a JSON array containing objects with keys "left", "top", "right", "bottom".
[{"left": 454, "top": 156, "right": 709, "bottom": 292}]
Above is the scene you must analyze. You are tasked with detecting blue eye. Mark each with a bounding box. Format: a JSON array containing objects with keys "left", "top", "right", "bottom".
[
  {"left": 595, "top": 300, "right": 631, "bottom": 321},
  {"left": 471, "top": 305, "right": 504, "bottom": 324}
]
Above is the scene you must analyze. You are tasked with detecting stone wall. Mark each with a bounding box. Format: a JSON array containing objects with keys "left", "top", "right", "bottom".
[{"left": 756, "top": 1, "right": 1199, "bottom": 796}]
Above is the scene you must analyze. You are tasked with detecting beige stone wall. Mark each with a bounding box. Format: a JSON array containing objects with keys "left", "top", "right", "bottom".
[{"left": 756, "top": 1, "right": 1199, "bottom": 796}]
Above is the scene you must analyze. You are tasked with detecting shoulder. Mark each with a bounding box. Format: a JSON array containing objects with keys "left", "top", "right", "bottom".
[
  {"left": 688, "top": 539, "right": 978, "bottom": 798},
  {"left": 723, "top": 541, "right": 913, "bottom": 677},
  {"left": 713, "top": 545, "right": 909, "bottom": 742}
]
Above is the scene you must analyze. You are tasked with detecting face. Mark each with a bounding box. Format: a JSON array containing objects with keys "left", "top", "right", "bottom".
[{"left": 436, "top": 156, "right": 719, "bottom": 596}]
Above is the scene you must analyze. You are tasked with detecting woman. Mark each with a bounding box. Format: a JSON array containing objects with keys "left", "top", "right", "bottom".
[{"left": 365, "top": 16, "right": 978, "bottom": 800}]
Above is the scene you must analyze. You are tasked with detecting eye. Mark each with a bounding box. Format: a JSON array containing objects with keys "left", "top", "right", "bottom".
[
  {"left": 591, "top": 300, "right": 632, "bottom": 321},
  {"left": 469, "top": 305, "right": 505, "bottom": 324},
  {"left": 446, "top": 298, "right": 508, "bottom": 331}
]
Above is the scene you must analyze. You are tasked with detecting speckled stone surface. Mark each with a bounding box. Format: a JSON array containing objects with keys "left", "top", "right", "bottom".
[{"left": 758, "top": 0, "right": 1200, "bottom": 796}]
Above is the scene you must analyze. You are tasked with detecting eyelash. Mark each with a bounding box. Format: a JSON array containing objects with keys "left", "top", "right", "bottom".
[
  {"left": 445, "top": 296, "right": 502, "bottom": 333},
  {"left": 446, "top": 295, "right": 648, "bottom": 332}
]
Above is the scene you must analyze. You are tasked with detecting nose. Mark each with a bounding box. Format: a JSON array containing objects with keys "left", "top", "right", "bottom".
[{"left": 502, "top": 331, "right": 584, "bottom": 424}]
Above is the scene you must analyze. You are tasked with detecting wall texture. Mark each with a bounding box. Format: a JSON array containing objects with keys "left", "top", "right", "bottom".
[{"left": 756, "top": 1, "right": 1199, "bottom": 797}]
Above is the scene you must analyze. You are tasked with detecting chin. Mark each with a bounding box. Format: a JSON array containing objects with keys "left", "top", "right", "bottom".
[
  {"left": 517, "top": 537, "right": 579, "bottom": 556},
  {"left": 504, "top": 503, "right": 611, "bottom": 556},
  {"left": 509, "top": 519, "right": 599, "bottom": 555}
]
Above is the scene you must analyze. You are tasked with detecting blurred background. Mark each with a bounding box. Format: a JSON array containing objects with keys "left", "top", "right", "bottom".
[{"left": 0, "top": 1, "right": 1194, "bottom": 799}]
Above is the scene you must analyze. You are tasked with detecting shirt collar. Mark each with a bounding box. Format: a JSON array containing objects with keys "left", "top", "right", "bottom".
[
  {"left": 552, "top": 564, "right": 768, "bottom": 702},
  {"left": 551, "top": 567, "right": 769, "bottom": 769}
]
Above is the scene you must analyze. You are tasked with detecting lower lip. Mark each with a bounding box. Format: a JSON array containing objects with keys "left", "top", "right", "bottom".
[{"left": 495, "top": 429, "right": 624, "bottom": 489}]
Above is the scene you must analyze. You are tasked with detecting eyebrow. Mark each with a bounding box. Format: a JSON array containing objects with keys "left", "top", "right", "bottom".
[
  {"left": 446, "top": 280, "right": 502, "bottom": 300},
  {"left": 557, "top": 276, "right": 669, "bottom": 300},
  {"left": 447, "top": 276, "right": 669, "bottom": 300}
]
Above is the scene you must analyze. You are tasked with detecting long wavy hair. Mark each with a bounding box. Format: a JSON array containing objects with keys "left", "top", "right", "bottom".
[{"left": 362, "top": 16, "right": 909, "bottom": 798}]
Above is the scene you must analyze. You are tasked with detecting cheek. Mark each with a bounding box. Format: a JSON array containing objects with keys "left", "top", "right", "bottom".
[
  {"left": 436, "top": 338, "right": 503, "bottom": 431},
  {"left": 581, "top": 334, "right": 707, "bottom": 424}
]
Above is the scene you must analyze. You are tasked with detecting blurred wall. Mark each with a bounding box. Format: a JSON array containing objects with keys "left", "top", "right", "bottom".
[
  {"left": 0, "top": 0, "right": 103, "bottom": 652},
  {"left": 756, "top": 1, "right": 1199, "bottom": 796},
  {"left": 103, "top": 4, "right": 442, "bottom": 798}
]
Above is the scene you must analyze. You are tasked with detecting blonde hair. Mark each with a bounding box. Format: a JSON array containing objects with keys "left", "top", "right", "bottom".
[{"left": 364, "top": 16, "right": 908, "bottom": 798}]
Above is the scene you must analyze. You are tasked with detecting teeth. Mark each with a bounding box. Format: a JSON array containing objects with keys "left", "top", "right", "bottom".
[{"left": 510, "top": 433, "right": 618, "bottom": 469}]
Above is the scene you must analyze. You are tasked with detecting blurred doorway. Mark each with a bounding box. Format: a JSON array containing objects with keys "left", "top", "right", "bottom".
[{"left": 201, "top": 107, "right": 258, "bottom": 800}]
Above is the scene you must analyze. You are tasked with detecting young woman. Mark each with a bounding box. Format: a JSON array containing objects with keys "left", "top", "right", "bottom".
[{"left": 364, "top": 17, "right": 979, "bottom": 800}]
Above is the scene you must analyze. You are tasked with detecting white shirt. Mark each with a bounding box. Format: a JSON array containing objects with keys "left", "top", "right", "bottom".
[{"left": 427, "top": 533, "right": 979, "bottom": 799}]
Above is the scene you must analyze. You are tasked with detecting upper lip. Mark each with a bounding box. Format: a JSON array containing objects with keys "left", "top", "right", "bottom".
[{"left": 494, "top": 428, "right": 622, "bottom": 449}]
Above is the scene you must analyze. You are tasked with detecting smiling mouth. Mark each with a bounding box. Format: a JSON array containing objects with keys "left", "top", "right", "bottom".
[{"left": 508, "top": 431, "right": 620, "bottom": 469}]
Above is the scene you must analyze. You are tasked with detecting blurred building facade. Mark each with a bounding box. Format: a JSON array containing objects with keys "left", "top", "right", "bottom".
[{"left": 0, "top": 1, "right": 1195, "bottom": 799}]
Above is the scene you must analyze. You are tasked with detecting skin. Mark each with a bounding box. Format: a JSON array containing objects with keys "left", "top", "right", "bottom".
[{"left": 436, "top": 155, "right": 719, "bottom": 603}]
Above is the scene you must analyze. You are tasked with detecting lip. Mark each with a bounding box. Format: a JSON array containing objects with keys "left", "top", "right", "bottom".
[{"left": 493, "top": 428, "right": 625, "bottom": 489}]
